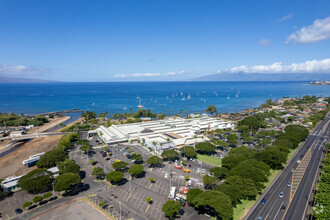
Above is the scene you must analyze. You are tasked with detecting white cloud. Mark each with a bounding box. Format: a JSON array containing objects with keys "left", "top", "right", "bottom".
[
  {"left": 278, "top": 13, "right": 293, "bottom": 22},
  {"left": 0, "top": 64, "right": 48, "bottom": 76},
  {"left": 114, "top": 73, "right": 161, "bottom": 78},
  {"left": 115, "top": 70, "right": 193, "bottom": 78},
  {"left": 226, "top": 58, "right": 330, "bottom": 74},
  {"left": 286, "top": 16, "right": 330, "bottom": 44},
  {"left": 258, "top": 39, "right": 271, "bottom": 46}
]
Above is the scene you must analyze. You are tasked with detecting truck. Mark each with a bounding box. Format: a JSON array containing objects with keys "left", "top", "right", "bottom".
[
  {"left": 169, "top": 186, "right": 176, "bottom": 199},
  {"left": 179, "top": 187, "right": 189, "bottom": 194}
]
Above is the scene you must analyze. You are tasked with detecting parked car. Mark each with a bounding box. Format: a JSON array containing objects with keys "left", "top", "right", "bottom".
[
  {"left": 174, "top": 165, "right": 183, "bottom": 169},
  {"left": 15, "top": 208, "right": 23, "bottom": 215},
  {"left": 188, "top": 180, "right": 192, "bottom": 186}
]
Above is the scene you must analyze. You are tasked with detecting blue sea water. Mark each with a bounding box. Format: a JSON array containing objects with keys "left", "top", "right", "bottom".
[{"left": 0, "top": 82, "right": 329, "bottom": 115}]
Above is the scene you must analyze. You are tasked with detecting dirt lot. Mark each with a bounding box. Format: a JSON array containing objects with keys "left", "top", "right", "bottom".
[
  {"left": 35, "top": 200, "right": 109, "bottom": 220},
  {"left": 0, "top": 135, "right": 62, "bottom": 179}
]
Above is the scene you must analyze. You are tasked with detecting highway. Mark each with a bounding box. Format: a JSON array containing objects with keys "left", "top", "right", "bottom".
[{"left": 246, "top": 115, "right": 329, "bottom": 220}]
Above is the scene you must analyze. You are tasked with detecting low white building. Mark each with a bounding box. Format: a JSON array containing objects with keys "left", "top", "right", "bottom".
[{"left": 91, "top": 116, "right": 234, "bottom": 153}]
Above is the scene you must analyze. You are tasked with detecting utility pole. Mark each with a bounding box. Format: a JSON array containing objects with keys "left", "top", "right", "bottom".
[
  {"left": 129, "top": 176, "right": 132, "bottom": 195},
  {"left": 119, "top": 201, "right": 122, "bottom": 220}
]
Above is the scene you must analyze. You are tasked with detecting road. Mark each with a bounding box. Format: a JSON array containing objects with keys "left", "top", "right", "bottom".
[
  {"left": 246, "top": 115, "right": 329, "bottom": 220},
  {"left": 0, "top": 132, "right": 69, "bottom": 141}
]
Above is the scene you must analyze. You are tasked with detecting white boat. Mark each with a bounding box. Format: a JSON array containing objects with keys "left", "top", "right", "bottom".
[
  {"left": 227, "top": 95, "right": 230, "bottom": 99},
  {"left": 137, "top": 97, "right": 144, "bottom": 108},
  {"left": 123, "top": 107, "right": 127, "bottom": 110},
  {"left": 187, "top": 93, "right": 191, "bottom": 100},
  {"left": 182, "top": 98, "right": 186, "bottom": 101}
]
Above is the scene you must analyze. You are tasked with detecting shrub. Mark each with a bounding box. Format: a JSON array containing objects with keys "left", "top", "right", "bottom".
[
  {"left": 33, "top": 196, "right": 43, "bottom": 203},
  {"left": 22, "top": 201, "right": 32, "bottom": 209},
  {"left": 43, "top": 192, "right": 52, "bottom": 199}
]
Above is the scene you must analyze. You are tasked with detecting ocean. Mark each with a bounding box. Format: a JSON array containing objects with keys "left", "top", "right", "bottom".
[{"left": 0, "top": 82, "right": 329, "bottom": 115}]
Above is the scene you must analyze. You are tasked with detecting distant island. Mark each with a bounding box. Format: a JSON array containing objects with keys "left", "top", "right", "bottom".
[
  {"left": 189, "top": 72, "right": 330, "bottom": 81},
  {"left": 0, "top": 76, "right": 57, "bottom": 83},
  {"left": 309, "top": 81, "right": 330, "bottom": 85}
]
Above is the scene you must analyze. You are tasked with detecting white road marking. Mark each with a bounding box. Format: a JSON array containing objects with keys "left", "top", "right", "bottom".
[
  {"left": 265, "top": 197, "right": 279, "bottom": 220},
  {"left": 273, "top": 201, "right": 284, "bottom": 220}
]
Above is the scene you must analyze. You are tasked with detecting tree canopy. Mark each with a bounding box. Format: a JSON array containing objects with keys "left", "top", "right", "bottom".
[
  {"left": 112, "top": 161, "right": 129, "bottom": 171},
  {"left": 180, "top": 146, "right": 197, "bottom": 158},
  {"left": 186, "top": 188, "right": 203, "bottom": 206},
  {"left": 18, "top": 168, "right": 53, "bottom": 193},
  {"left": 36, "top": 149, "right": 68, "bottom": 168},
  {"left": 162, "top": 200, "right": 182, "bottom": 218},
  {"left": 54, "top": 173, "right": 81, "bottom": 192},
  {"left": 205, "top": 105, "right": 218, "bottom": 115},
  {"left": 195, "top": 142, "right": 217, "bottom": 154},
  {"left": 161, "top": 150, "right": 179, "bottom": 160},
  {"left": 106, "top": 171, "right": 124, "bottom": 183},
  {"left": 203, "top": 175, "right": 218, "bottom": 189},
  {"left": 146, "top": 155, "right": 163, "bottom": 167},
  {"left": 128, "top": 164, "right": 144, "bottom": 177},
  {"left": 58, "top": 159, "right": 80, "bottom": 174},
  {"left": 92, "top": 167, "right": 105, "bottom": 179}
]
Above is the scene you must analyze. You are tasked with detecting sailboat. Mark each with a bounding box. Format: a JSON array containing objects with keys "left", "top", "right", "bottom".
[
  {"left": 227, "top": 95, "right": 230, "bottom": 99},
  {"left": 187, "top": 93, "right": 191, "bottom": 100},
  {"left": 137, "top": 97, "right": 144, "bottom": 108}
]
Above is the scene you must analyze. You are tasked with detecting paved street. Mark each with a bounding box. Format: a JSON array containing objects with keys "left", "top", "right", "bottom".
[{"left": 246, "top": 115, "right": 329, "bottom": 220}]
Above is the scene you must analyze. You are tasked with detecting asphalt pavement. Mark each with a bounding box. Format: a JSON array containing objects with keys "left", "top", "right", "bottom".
[{"left": 246, "top": 116, "right": 329, "bottom": 220}]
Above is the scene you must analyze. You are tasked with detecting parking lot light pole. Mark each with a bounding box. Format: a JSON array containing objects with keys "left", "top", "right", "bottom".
[{"left": 119, "top": 202, "right": 122, "bottom": 220}]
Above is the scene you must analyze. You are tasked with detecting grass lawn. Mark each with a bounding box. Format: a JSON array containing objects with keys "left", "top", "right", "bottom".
[{"left": 196, "top": 154, "right": 222, "bottom": 166}]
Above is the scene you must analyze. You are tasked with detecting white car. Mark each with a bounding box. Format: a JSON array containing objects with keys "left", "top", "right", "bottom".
[
  {"left": 188, "top": 180, "right": 192, "bottom": 186},
  {"left": 165, "top": 173, "right": 168, "bottom": 179},
  {"left": 297, "top": 160, "right": 301, "bottom": 164},
  {"left": 150, "top": 168, "right": 153, "bottom": 172},
  {"left": 291, "top": 168, "right": 295, "bottom": 172}
]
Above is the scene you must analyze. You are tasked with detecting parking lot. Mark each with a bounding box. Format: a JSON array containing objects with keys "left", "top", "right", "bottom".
[
  {"left": 69, "top": 138, "right": 218, "bottom": 220},
  {"left": 0, "top": 191, "right": 56, "bottom": 219}
]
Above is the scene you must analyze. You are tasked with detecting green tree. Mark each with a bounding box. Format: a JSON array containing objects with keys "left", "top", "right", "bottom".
[
  {"left": 132, "top": 154, "right": 143, "bottom": 163},
  {"left": 186, "top": 188, "right": 203, "bottom": 205},
  {"left": 54, "top": 173, "right": 81, "bottom": 192},
  {"left": 99, "top": 201, "right": 106, "bottom": 208},
  {"left": 149, "top": 177, "right": 155, "bottom": 183},
  {"left": 255, "top": 146, "right": 287, "bottom": 169},
  {"left": 205, "top": 105, "right": 217, "bottom": 115},
  {"left": 161, "top": 150, "right": 179, "bottom": 160},
  {"left": 146, "top": 155, "right": 163, "bottom": 167},
  {"left": 222, "top": 154, "right": 248, "bottom": 170},
  {"left": 36, "top": 150, "right": 68, "bottom": 168},
  {"left": 80, "top": 144, "right": 92, "bottom": 153},
  {"left": 18, "top": 168, "right": 53, "bottom": 193},
  {"left": 146, "top": 197, "right": 152, "bottom": 204},
  {"left": 162, "top": 200, "right": 182, "bottom": 218},
  {"left": 225, "top": 175, "right": 259, "bottom": 199},
  {"left": 106, "top": 171, "right": 124, "bottom": 184},
  {"left": 180, "top": 146, "right": 197, "bottom": 158},
  {"left": 128, "top": 164, "right": 144, "bottom": 177},
  {"left": 58, "top": 159, "right": 80, "bottom": 174},
  {"left": 216, "top": 183, "right": 243, "bottom": 206},
  {"left": 33, "top": 196, "right": 43, "bottom": 203},
  {"left": 92, "top": 167, "right": 105, "bottom": 179},
  {"left": 112, "top": 161, "right": 129, "bottom": 171},
  {"left": 195, "top": 142, "right": 217, "bottom": 154},
  {"left": 209, "top": 167, "right": 228, "bottom": 180},
  {"left": 43, "top": 192, "right": 52, "bottom": 199},
  {"left": 203, "top": 175, "right": 218, "bottom": 189},
  {"left": 193, "top": 190, "right": 233, "bottom": 219},
  {"left": 22, "top": 201, "right": 33, "bottom": 209}
]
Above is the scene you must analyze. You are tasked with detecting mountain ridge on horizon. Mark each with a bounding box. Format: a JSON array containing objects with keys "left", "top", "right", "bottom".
[
  {"left": 0, "top": 76, "right": 58, "bottom": 83},
  {"left": 188, "top": 72, "right": 330, "bottom": 82}
]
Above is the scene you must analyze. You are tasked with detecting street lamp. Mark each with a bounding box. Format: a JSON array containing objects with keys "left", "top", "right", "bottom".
[{"left": 119, "top": 201, "right": 122, "bottom": 220}]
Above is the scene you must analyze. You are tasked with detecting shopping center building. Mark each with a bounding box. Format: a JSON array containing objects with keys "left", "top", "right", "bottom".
[{"left": 91, "top": 116, "right": 234, "bottom": 154}]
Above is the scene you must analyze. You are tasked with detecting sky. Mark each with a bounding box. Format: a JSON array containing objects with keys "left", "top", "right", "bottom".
[{"left": 0, "top": 0, "right": 330, "bottom": 82}]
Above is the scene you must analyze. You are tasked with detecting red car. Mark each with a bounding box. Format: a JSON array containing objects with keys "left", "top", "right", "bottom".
[{"left": 174, "top": 165, "right": 183, "bottom": 169}]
